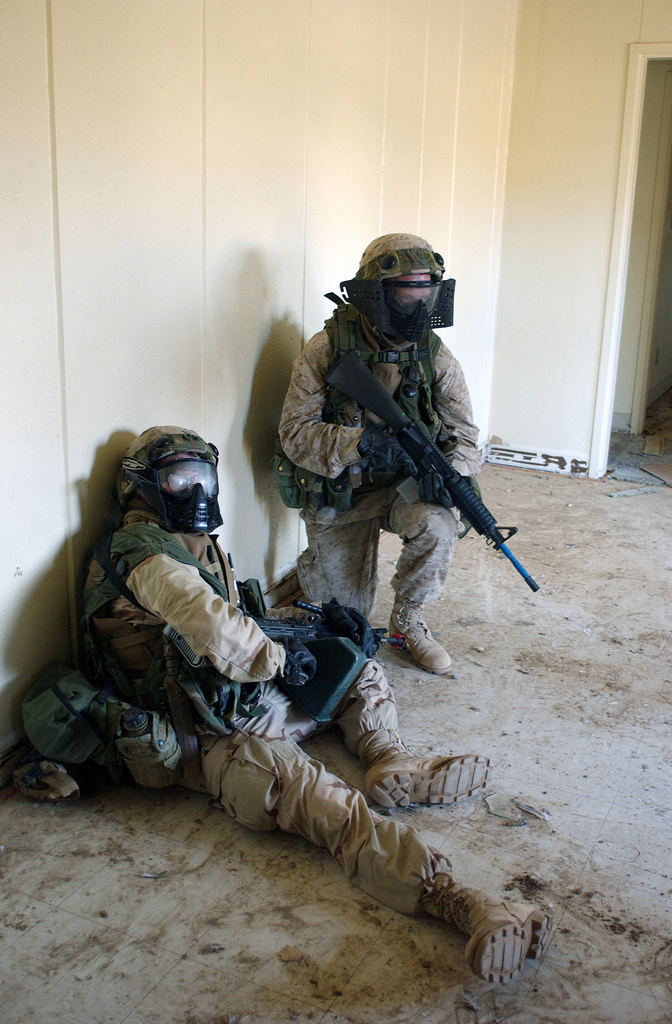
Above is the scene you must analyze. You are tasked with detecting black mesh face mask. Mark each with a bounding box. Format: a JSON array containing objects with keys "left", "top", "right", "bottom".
[
  {"left": 383, "top": 279, "right": 441, "bottom": 342},
  {"left": 340, "top": 276, "right": 455, "bottom": 344}
]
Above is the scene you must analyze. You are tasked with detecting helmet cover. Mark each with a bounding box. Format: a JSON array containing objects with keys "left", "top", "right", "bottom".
[
  {"left": 355, "top": 233, "right": 446, "bottom": 283},
  {"left": 117, "top": 425, "right": 223, "bottom": 532}
]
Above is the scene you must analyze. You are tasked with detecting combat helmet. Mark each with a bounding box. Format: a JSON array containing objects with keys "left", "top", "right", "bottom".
[
  {"left": 339, "top": 232, "right": 455, "bottom": 345},
  {"left": 117, "top": 426, "right": 223, "bottom": 533}
]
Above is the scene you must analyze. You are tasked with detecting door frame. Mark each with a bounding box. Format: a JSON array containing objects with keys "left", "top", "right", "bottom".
[{"left": 590, "top": 43, "right": 672, "bottom": 479}]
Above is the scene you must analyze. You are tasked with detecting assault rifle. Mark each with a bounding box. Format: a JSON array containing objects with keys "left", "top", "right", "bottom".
[
  {"left": 231, "top": 574, "right": 408, "bottom": 652},
  {"left": 253, "top": 601, "right": 407, "bottom": 650},
  {"left": 326, "top": 349, "right": 540, "bottom": 593}
]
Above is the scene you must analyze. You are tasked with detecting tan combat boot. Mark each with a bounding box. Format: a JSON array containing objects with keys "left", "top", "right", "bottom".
[
  {"left": 358, "top": 729, "right": 492, "bottom": 808},
  {"left": 389, "top": 599, "right": 452, "bottom": 675},
  {"left": 422, "top": 873, "right": 553, "bottom": 983}
]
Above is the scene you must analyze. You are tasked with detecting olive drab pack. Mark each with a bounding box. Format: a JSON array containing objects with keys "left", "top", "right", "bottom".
[
  {"left": 20, "top": 660, "right": 184, "bottom": 790},
  {"left": 272, "top": 302, "right": 444, "bottom": 511},
  {"left": 21, "top": 664, "right": 118, "bottom": 765}
]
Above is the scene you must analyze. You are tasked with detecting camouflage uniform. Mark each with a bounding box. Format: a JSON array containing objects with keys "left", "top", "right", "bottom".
[
  {"left": 278, "top": 235, "right": 482, "bottom": 675},
  {"left": 86, "top": 506, "right": 485, "bottom": 911},
  {"left": 279, "top": 329, "right": 481, "bottom": 617}
]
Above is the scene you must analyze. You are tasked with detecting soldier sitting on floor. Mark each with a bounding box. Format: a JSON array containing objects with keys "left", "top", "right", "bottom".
[{"left": 39, "top": 425, "right": 554, "bottom": 984}]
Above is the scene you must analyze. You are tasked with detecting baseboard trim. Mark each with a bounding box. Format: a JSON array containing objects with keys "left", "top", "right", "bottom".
[
  {"left": 262, "top": 567, "right": 300, "bottom": 608},
  {"left": 485, "top": 444, "right": 589, "bottom": 475}
]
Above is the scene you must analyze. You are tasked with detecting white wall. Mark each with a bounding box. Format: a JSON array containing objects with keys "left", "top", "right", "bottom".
[
  {"left": 4, "top": 0, "right": 672, "bottom": 753},
  {"left": 647, "top": 68, "right": 672, "bottom": 406},
  {"left": 1, "top": 1, "right": 72, "bottom": 748},
  {"left": 489, "top": 0, "right": 672, "bottom": 474},
  {"left": 0, "top": 0, "right": 517, "bottom": 751}
]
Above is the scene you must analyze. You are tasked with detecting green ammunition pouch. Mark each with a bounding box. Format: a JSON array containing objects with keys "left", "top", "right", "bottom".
[
  {"left": 237, "top": 577, "right": 267, "bottom": 617},
  {"left": 272, "top": 439, "right": 352, "bottom": 511},
  {"left": 272, "top": 443, "right": 303, "bottom": 508}
]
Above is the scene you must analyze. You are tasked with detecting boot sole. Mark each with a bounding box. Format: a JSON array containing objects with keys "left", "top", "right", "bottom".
[
  {"left": 469, "top": 922, "right": 528, "bottom": 984},
  {"left": 525, "top": 910, "right": 553, "bottom": 960},
  {"left": 467, "top": 911, "right": 553, "bottom": 984},
  {"left": 409, "top": 656, "right": 453, "bottom": 676},
  {"left": 368, "top": 754, "right": 492, "bottom": 808}
]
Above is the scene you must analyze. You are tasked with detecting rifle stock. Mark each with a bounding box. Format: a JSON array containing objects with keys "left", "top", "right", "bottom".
[{"left": 326, "top": 350, "right": 540, "bottom": 593}]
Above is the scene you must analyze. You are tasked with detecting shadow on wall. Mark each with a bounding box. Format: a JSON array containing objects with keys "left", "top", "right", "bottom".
[
  {"left": 2, "top": 547, "right": 71, "bottom": 744},
  {"left": 242, "top": 313, "right": 303, "bottom": 581},
  {"left": 71, "top": 429, "right": 137, "bottom": 660},
  {"left": 2, "top": 430, "right": 135, "bottom": 743},
  {"left": 209, "top": 246, "right": 305, "bottom": 581}
]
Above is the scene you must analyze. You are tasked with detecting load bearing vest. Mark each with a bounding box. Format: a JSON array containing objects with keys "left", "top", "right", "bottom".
[
  {"left": 273, "top": 303, "right": 444, "bottom": 511},
  {"left": 82, "top": 522, "right": 263, "bottom": 726}
]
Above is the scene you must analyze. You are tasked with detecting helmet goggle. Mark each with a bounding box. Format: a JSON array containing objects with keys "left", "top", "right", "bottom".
[
  {"left": 383, "top": 278, "right": 442, "bottom": 319},
  {"left": 157, "top": 460, "right": 219, "bottom": 500}
]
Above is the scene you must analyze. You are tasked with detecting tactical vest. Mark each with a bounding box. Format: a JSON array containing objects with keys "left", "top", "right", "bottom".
[
  {"left": 273, "top": 304, "right": 444, "bottom": 511},
  {"left": 82, "top": 521, "right": 264, "bottom": 733}
]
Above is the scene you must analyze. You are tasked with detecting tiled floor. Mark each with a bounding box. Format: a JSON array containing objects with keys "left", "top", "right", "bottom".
[
  {"left": 1, "top": 413, "right": 671, "bottom": 1023},
  {"left": 608, "top": 387, "right": 672, "bottom": 486}
]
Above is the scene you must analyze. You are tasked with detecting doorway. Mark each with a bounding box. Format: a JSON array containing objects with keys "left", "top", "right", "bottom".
[
  {"left": 608, "top": 386, "right": 672, "bottom": 485},
  {"left": 590, "top": 44, "right": 672, "bottom": 479},
  {"left": 613, "top": 61, "right": 672, "bottom": 436}
]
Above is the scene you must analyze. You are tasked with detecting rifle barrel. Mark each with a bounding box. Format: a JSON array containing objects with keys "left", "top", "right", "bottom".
[{"left": 499, "top": 543, "right": 540, "bottom": 592}]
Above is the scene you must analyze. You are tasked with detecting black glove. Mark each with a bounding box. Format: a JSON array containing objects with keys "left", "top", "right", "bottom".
[
  {"left": 357, "top": 426, "right": 417, "bottom": 475},
  {"left": 418, "top": 470, "right": 454, "bottom": 507},
  {"left": 279, "top": 638, "right": 317, "bottom": 687},
  {"left": 321, "top": 598, "right": 381, "bottom": 658}
]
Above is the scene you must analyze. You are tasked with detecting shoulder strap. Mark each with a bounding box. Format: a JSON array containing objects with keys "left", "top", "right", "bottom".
[
  {"left": 110, "top": 523, "right": 231, "bottom": 603},
  {"left": 93, "top": 531, "right": 149, "bottom": 613}
]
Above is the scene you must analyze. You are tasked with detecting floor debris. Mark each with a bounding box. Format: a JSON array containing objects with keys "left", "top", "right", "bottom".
[
  {"left": 514, "top": 800, "right": 550, "bottom": 821},
  {"left": 485, "top": 792, "right": 526, "bottom": 825},
  {"left": 485, "top": 792, "right": 513, "bottom": 818},
  {"left": 642, "top": 462, "right": 672, "bottom": 484},
  {"left": 608, "top": 486, "right": 665, "bottom": 497},
  {"left": 277, "top": 945, "right": 306, "bottom": 963}
]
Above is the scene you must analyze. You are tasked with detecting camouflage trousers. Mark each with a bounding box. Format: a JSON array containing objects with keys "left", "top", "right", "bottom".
[
  {"left": 297, "top": 486, "right": 460, "bottom": 617},
  {"left": 201, "top": 659, "right": 452, "bottom": 914}
]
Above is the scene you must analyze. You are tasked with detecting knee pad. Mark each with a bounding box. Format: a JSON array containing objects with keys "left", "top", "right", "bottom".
[{"left": 203, "top": 733, "right": 308, "bottom": 832}]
